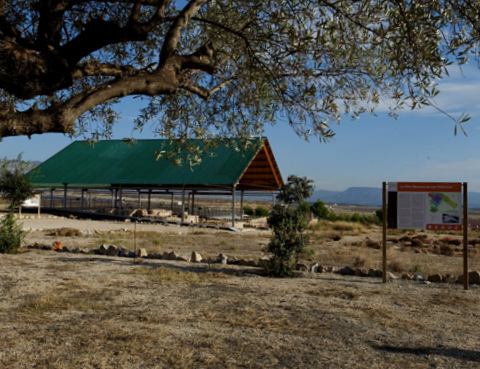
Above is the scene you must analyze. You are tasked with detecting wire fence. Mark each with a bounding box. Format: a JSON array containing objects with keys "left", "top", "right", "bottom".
[{"left": 38, "top": 190, "right": 272, "bottom": 222}]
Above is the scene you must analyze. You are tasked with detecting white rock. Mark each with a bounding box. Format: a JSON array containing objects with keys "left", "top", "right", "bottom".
[{"left": 191, "top": 251, "right": 203, "bottom": 263}]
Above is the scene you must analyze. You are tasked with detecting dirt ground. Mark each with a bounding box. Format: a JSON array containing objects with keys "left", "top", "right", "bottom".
[{"left": 1, "top": 216, "right": 480, "bottom": 368}]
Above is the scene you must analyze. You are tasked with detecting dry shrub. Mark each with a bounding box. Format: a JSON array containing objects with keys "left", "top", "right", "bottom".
[
  {"left": 411, "top": 238, "right": 424, "bottom": 247},
  {"left": 388, "top": 260, "right": 404, "bottom": 273},
  {"left": 440, "top": 236, "right": 461, "bottom": 246},
  {"left": 47, "top": 228, "right": 83, "bottom": 237},
  {"left": 365, "top": 239, "right": 381, "bottom": 249},
  {"left": 124, "top": 266, "right": 230, "bottom": 284},
  {"left": 353, "top": 256, "right": 366, "bottom": 268},
  {"left": 310, "top": 220, "right": 373, "bottom": 238},
  {"left": 439, "top": 244, "right": 456, "bottom": 256}
]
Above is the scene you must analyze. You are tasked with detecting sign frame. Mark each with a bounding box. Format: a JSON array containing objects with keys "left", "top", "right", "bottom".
[{"left": 382, "top": 182, "right": 469, "bottom": 290}]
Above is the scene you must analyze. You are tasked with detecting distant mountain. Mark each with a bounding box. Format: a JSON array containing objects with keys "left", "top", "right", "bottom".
[
  {"left": 310, "top": 187, "right": 382, "bottom": 207},
  {"left": 311, "top": 187, "right": 480, "bottom": 209}
]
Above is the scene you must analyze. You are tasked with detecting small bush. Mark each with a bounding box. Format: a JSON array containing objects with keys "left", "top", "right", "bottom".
[
  {"left": 0, "top": 212, "right": 26, "bottom": 254},
  {"left": 440, "top": 244, "right": 456, "bottom": 256},
  {"left": 389, "top": 260, "right": 404, "bottom": 273},
  {"left": 254, "top": 206, "right": 269, "bottom": 217},
  {"left": 353, "top": 256, "right": 366, "bottom": 268},
  {"left": 265, "top": 175, "right": 313, "bottom": 277},
  {"left": 48, "top": 228, "right": 84, "bottom": 237},
  {"left": 266, "top": 205, "right": 309, "bottom": 277},
  {"left": 297, "top": 200, "right": 310, "bottom": 213},
  {"left": 152, "top": 238, "right": 163, "bottom": 247},
  {"left": 311, "top": 199, "right": 329, "bottom": 218},
  {"left": 243, "top": 205, "right": 254, "bottom": 216}
]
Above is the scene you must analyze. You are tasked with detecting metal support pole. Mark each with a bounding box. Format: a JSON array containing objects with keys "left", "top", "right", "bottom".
[
  {"left": 119, "top": 187, "right": 123, "bottom": 215},
  {"left": 181, "top": 187, "right": 186, "bottom": 223},
  {"left": 63, "top": 184, "right": 67, "bottom": 209},
  {"left": 113, "top": 189, "right": 118, "bottom": 209},
  {"left": 147, "top": 189, "right": 152, "bottom": 211},
  {"left": 232, "top": 185, "right": 236, "bottom": 228},
  {"left": 463, "top": 182, "right": 469, "bottom": 291},
  {"left": 81, "top": 189, "right": 85, "bottom": 210},
  {"left": 190, "top": 191, "right": 195, "bottom": 215},
  {"left": 50, "top": 188, "right": 54, "bottom": 208},
  {"left": 240, "top": 190, "right": 244, "bottom": 219}
]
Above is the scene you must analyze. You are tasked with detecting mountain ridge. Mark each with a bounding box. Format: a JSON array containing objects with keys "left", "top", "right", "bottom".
[{"left": 310, "top": 187, "right": 480, "bottom": 209}]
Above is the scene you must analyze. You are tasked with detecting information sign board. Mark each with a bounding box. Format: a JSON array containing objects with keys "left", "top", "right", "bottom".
[{"left": 387, "top": 182, "right": 462, "bottom": 230}]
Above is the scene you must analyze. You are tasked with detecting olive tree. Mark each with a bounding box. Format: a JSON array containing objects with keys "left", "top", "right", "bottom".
[{"left": 0, "top": 1, "right": 476, "bottom": 146}]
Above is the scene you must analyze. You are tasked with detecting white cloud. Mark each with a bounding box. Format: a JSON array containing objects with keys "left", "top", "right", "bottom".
[
  {"left": 403, "top": 158, "right": 480, "bottom": 191},
  {"left": 365, "top": 65, "right": 480, "bottom": 119}
]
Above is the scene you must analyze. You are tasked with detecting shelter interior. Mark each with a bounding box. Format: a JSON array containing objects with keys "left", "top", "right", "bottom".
[{"left": 28, "top": 138, "right": 283, "bottom": 230}]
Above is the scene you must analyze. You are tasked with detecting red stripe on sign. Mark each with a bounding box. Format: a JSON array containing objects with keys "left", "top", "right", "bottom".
[
  {"left": 426, "top": 224, "right": 462, "bottom": 231},
  {"left": 398, "top": 182, "right": 462, "bottom": 192}
]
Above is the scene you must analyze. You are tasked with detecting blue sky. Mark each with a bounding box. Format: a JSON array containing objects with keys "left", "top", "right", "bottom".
[{"left": 1, "top": 64, "right": 479, "bottom": 192}]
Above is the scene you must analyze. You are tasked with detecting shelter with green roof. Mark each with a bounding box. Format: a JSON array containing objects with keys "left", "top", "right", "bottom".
[{"left": 28, "top": 137, "right": 283, "bottom": 228}]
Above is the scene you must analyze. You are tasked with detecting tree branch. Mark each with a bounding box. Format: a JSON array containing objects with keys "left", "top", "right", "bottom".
[
  {"left": 35, "top": 0, "right": 75, "bottom": 47},
  {"left": 159, "top": 0, "right": 209, "bottom": 66},
  {"left": 0, "top": 103, "right": 74, "bottom": 138},
  {"left": 61, "top": 0, "right": 171, "bottom": 65},
  {"left": 0, "top": 65, "right": 181, "bottom": 138},
  {"left": 71, "top": 61, "right": 138, "bottom": 78},
  {"left": 178, "top": 41, "right": 216, "bottom": 74}
]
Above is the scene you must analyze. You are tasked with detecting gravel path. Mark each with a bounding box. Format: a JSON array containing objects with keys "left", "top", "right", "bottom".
[{"left": 19, "top": 215, "right": 220, "bottom": 233}]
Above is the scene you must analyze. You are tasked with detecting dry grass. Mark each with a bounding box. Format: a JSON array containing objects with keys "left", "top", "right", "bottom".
[
  {"left": 5, "top": 218, "right": 480, "bottom": 368},
  {"left": 2, "top": 250, "right": 480, "bottom": 369}
]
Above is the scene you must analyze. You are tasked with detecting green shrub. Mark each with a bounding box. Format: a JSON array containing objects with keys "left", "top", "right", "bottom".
[
  {"left": 0, "top": 212, "right": 26, "bottom": 254},
  {"left": 254, "top": 206, "right": 269, "bottom": 217},
  {"left": 264, "top": 175, "right": 313, "bottom": 277},
  {"left": 266, "top": 205, "right": 308, "bottom": 277},
  {"left": 297, "top": 200, "right": 310, "bottom": 213},
  {"left": 243, "top": 205, "right": 254, "bottom": 216},
  {"left": 351, "top": 213, "right": 362, "bottom": 223},
  {"left": 0, "top": 160, "right": 34, "bottom": 211},
  {"left": 311, "top": 199, "right": 329, "bottom": 218}
]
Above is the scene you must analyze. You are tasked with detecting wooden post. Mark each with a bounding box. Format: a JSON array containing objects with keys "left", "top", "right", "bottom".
[
  {"left": 382, "top": 182, "right": 387, "bottom": 283},
  {"left": 37, "top": 194, "right": 41, "bottom": 218},
  {"left": 463, "top": 182, "right": 469, "bottom": 291}
]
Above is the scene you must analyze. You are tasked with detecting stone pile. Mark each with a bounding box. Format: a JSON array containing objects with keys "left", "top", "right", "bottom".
[{"left": 24, "top": 241, "right": 480, "bottom": 286}]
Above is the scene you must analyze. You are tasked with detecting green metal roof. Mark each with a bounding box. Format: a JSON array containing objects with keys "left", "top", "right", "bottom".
[{"left": 28, "top": 138, "right": 281, "bottom": 190}]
